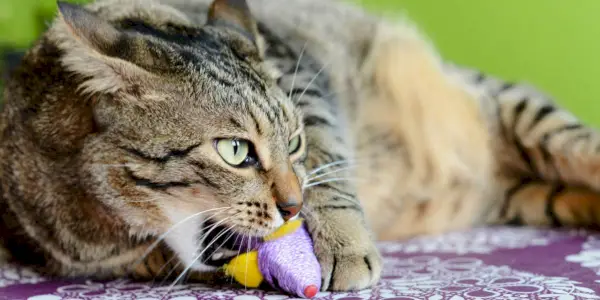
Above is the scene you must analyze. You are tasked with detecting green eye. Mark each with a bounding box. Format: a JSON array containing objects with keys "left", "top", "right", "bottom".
[
  {"left": 288, "top": 135, "right": 302, "bottom": 154},
  {"left": 216, "top": 139, "right": 251, "bottom": 166}
]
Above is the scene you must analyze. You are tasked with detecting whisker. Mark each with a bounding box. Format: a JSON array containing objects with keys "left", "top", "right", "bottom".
[
  {"left": 196, "top": 215, "right": 237, "bottom": 254},
  {"left": 305, "top": 165, "right": 359, "bottom": 183},
  {"left": 232, "top": 228, "right": 243, "bottom": 251},
  {"left": 167, "top": 222, "right": 238, "bottom": 295},
  {"left": 306, "top": 159, "right": 354, "bottom": 177},
  {"left": 305, "top": 152, "right": 396, "bottom": 178},
  {"left": 288, "top": 42, "right": 308, "bottom": 100},
  {"left": 229, "top": 233, "right": 245, "bottom": 286},
  {"left": 130, "top": 207, "right": 230, "bottom": 273},
  {"left": 244, "top": 233, "right": 250, "bottom": 292},
  {"left": 295, "top": 61, "right": 331, "bottom": 104},
  {"left": 151, "top": 251, "right": 177, "bottom": 283},
  {"left": 159, "top": 217, "right": 237, "bottom": 286},
  {"left": 155, "top": 213, "right": 236, "bottom": 287},
  {"left": 199, "top": 228, "right": 237, "bottom": 266},
  {"left": 303, "top": 177, "right": 368, "bottom": 189},
  {"left": 158, "top": 258, "right": 180, "bottom": 286}
]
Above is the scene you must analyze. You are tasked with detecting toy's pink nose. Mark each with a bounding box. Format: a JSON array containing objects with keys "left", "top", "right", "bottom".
[{"left": 304, "top": 285, "right": 318, "bottom": 298}]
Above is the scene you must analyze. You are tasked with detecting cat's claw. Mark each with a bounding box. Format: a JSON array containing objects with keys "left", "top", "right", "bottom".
[{"left": 313, "top": 228, "right": 382, "bottom": 291}]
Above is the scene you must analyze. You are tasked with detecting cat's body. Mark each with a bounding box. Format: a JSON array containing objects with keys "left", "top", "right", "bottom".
[{"left": 3, "top": 0, "right": 600, "bottom": 293}]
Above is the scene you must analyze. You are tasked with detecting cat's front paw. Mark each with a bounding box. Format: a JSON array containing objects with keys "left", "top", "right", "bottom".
[{"left": 312, "top": 221, "right": 382, "bottom": 291}]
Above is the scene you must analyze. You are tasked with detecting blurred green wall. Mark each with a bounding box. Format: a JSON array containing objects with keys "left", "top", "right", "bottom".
[
  {"left": 359, "top": 0, "right": 600, "bottom": 126},
  {"left": 2, "top": 1, "right": 599, "bottom": 125}
]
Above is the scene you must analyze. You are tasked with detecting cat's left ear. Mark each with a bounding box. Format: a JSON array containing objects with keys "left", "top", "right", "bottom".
[
  {"left": 54, "top": 1, "right": 159, "bottom": 97},
  {"left": 207, "top": 0, "right": 259, "bottom": 46},
  {"left": 57, "top": 1, "right": 122, "bottom": 54}
]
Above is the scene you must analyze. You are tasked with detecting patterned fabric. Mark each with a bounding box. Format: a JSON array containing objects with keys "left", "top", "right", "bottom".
[{"left": 2, "top": 226, "right": 600, "bottom": 300}]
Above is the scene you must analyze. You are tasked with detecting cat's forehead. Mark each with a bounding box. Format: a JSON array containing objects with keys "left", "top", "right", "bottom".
[
  {"left": 188, "top": 83, "right": 302, "bottom": 140},
  {"left": 106, "top": 93, "right": 300, "bottom": 159},
  {"left": 108, "top": 67, "right": 301, "bottom": 145},
  {"left": 78, "top": 0, "right": 303, "bottom": 141}
]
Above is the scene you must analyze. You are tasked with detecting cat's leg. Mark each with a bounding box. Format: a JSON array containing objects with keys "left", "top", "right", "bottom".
[
  {"left": 127, "top": 244, "right": 179, "bottom": 281},
  {"left": 276, "top": 59, "right": 382, "bottom": 291},
  {"left": 351, "top": 21, "right": 496, "bottom": 239},
  {"left": 301, "top": 157, "right": 382, "bottom": 291},
  {"left": 455, "top": 68, "right": 600, "bottom": 227},
  {"left": 291, "top": 85, "right": 383, "bottom": 291},
  {"left": 291, "top": 17, "right": 491, "bottom": 290},
  {"left": 494, "top": 177, "right": 600, "bottom": 227}
]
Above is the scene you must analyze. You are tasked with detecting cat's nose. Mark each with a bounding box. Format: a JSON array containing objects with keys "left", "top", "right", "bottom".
[
  {"left": 276, "top": 197, "right": 302, "bottom": 221},
  {"left": 271, "top": 162, "right": 303, "bottom": 221}
]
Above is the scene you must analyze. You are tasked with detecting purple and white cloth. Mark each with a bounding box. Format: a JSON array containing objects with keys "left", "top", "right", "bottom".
[{"left": 2, "top": 226, "right": 600, "bottom": 300}]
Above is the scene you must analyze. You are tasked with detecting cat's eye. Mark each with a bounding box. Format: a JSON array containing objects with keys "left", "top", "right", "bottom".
[
  {"left": 215, "top": 138, "right": 256, "bottom": 167},
  {"left": 288, "top": 135, "right": 302, "bottom": 154}
]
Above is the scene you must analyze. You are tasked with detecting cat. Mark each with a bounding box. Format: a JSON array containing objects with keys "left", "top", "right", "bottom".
[{"left": 2, "top": 0, "right": 600, "bottom": 293}]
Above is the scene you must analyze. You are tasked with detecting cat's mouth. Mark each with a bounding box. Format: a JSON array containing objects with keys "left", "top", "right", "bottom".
[{"left": 199, "top": 219, "right": 261, "bottom": 267}]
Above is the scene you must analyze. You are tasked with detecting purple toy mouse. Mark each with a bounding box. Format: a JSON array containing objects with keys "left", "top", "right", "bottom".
[{"left": 223, "top": 219, "right": 321, "bottom": 298}]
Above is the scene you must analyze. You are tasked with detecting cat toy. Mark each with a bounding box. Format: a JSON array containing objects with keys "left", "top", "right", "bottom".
[{"left": 223, "top": 219, "right": 321, "bottom": 298}]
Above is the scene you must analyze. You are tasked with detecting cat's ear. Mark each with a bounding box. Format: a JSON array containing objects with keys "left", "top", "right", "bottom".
[
  {"left": 207, "top": 0, "right": 258, "bottom": 44},
  {"left": 54, "top": 2, "right": 156, "bottom": 97},
  {"left": 57, "top": 1, "right": 121, "bottom": 55}
]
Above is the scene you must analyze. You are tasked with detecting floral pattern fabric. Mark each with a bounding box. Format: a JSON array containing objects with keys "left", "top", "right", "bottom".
[{"left": 1, "top": 226, "right": 599, "bottom": 300}]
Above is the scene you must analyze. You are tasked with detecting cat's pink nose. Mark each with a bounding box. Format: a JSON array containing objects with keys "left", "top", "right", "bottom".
[
  {"left": 271, "top": 162, "right": 303, "bottom": 221},
  {"left": 276, "top": 198, "right": 301, "bottom": 221}
]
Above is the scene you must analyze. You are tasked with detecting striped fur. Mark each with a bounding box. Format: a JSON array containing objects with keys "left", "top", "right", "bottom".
[
  {"left": 453, "top": 67, "right": 600, "bottom": 228},
  {"left": 2, "top": 0, "right": 600, "bottom": 294}
]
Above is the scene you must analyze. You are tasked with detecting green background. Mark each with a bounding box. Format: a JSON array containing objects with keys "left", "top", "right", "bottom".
[{"left": 2, "top": 0, "right": 599, "bottom": 125}]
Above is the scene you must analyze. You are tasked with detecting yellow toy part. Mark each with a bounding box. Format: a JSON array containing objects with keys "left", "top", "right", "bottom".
[
  {"left": 263, "top": 218, "right": 303, "bottom": 241},
  {"left": 223, "top": 250, "right": 263, "bottom": 288}
]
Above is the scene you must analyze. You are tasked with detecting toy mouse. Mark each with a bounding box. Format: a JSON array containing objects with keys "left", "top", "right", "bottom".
[{"left": 223, "top": 219, "right": 321, "bottom": 298}]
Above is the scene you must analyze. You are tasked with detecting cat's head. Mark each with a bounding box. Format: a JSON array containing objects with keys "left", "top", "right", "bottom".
[{"left": 52, "top": 0, "right": 307, "bottom": 268}]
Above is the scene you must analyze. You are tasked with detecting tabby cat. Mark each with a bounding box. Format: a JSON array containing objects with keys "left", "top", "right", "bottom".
[{"left": 2, "top": 0, "right": 600, "bottom": 293}]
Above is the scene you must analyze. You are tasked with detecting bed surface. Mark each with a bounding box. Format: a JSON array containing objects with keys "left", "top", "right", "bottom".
[{"left": 2, "top": 226, "right": 599, "bottom": 300}]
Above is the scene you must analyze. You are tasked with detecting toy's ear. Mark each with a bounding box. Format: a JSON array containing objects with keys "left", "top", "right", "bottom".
[{"left": 264, "top": 219, "right": 303, "bottom": 241}]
